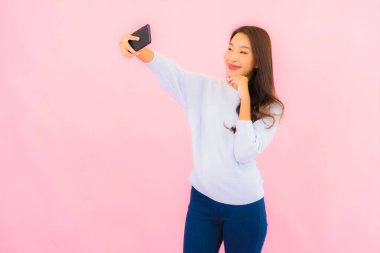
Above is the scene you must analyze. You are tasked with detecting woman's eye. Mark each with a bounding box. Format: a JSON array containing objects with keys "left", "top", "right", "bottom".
[{"left": 228, "top": 48, "right": 247, "bottom": 54}]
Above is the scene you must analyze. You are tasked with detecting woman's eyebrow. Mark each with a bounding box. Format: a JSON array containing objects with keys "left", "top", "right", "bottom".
[{"left": 229, "top": 42, "right": 250, "bottom": 50}]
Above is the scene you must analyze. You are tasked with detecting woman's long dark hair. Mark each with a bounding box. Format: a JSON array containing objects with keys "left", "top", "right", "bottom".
[{"left": 224, "top": 26, "right": 285, "bottom": 133}]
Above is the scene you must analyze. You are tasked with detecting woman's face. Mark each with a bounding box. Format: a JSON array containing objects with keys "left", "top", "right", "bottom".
[{"left": 224, "top": 32, "right": 256, "bottom": 81}]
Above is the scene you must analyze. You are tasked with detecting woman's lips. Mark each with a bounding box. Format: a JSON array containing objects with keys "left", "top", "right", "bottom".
[{"left": 228, "top": 64, "right": 241, "bottom": 70}]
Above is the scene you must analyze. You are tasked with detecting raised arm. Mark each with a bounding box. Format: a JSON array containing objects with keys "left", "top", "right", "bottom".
[
  {"left": 142, "top": 49, "right": 211, "bottom": 109},
  {"left": 120, "top": 32, "right": 211, "bottom": 109},
  {"left": 136, "top": 47, "right": 154, "bottom": 63}
]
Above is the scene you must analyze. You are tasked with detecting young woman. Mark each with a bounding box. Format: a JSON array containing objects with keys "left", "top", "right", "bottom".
[{"left": 120, "top": 25, "right": 285, "bottom": 253}]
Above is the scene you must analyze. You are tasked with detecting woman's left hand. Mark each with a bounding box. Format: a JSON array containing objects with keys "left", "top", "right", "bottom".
[{"left": 227, "top": 75, "right": 250, "bottom": 99}]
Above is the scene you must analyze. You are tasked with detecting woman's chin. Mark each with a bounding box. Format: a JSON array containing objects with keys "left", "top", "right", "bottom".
[{"left": 227, "top": 69, "right": 243, "bottom": 75}]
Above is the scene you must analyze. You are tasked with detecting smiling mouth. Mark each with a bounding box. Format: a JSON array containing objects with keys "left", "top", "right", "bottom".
[{"left": 228, "top": 64, "right": 241, "bottom": 70}]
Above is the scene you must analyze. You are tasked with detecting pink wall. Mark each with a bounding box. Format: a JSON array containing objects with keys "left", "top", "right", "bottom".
[{"left": 1, "top": 0, "right": 379, "bottom": 252}]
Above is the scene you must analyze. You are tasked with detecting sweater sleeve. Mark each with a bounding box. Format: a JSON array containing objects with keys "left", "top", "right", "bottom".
[
  {"left": 145, "top": 50, "right": 209, "bottom": 109},
  {"left": 233, "top": 103, "right": 283, "bottom": 163}
]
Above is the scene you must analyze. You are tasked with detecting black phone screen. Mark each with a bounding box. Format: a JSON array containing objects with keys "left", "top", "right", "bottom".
[{"left": 128, "top": 24, "right": 152, "bottom": 52}]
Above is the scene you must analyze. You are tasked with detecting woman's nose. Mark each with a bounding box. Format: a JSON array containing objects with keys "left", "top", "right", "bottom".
[{"left": 230, "top": 55, "right": 239, "bottom": 62}]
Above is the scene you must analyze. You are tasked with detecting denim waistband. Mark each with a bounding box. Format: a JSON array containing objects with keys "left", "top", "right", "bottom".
[{"left": 190, "top": 185, "right": 264, "bottom": 207}]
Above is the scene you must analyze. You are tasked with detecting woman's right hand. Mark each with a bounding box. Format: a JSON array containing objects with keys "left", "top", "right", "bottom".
[{"left": 119, "top": 33, "right": 140, "bottom": 58}]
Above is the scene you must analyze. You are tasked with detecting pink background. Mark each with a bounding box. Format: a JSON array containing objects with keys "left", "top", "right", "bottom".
[{"left": 1, "top": 0, "right": 379, "bottom": 252}]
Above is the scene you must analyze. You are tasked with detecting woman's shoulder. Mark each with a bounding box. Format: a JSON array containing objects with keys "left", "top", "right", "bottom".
[{"left": 268, "top": 102, "right": 283, "bottom": 114}]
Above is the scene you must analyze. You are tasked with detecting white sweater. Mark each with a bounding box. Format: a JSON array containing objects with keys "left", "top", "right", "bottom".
[{"left": 146, "top": 49, "right": 282, "bottom": 205}]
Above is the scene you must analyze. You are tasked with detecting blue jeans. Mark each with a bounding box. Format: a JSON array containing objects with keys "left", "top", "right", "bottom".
[{"left": 183, "top": 186, "right": 268, "bottom": 253}]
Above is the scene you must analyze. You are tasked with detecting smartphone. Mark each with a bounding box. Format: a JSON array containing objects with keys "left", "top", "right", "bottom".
[{"left": 128, "top": 24, "right": 152, "bottom": 52}]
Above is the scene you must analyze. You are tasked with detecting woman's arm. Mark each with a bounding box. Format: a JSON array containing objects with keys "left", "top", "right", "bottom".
[
  {"left": 233, "top": 103, "right": 282, "bottom": 163},
  {"left": 141, "top": 49, "right": 211, "bottom": 109},
  {"left": 136, "top": 47, "right": 154, "bottom": 63}
]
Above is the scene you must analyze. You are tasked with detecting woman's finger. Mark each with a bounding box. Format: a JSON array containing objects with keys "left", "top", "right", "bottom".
[
  {"left": 121, "top": 48, "right": 133, "bottom": 58},
  {"left": 120, "top": 45, "right": 134, "bottom": 58},
  {"left": 119, "top": 33, "right": 140, "bottom": 57}
]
